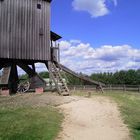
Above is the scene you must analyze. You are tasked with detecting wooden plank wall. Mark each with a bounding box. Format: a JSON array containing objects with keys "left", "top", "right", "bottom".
[{"left": 0, "top": 0, "right": 50, "bottom": 61}]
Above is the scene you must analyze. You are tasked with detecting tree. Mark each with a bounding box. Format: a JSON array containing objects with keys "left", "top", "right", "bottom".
[
  {"left": 39, "top": 72, "right": 49, "bottom": 79},
  {"left": 90, "top": 69, "right": 140, "bottom": 85}
]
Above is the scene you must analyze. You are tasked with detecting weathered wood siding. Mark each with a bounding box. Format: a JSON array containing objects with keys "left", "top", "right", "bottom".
[{"left": 0, "top": 0, "right": 51, "bottom": 60}]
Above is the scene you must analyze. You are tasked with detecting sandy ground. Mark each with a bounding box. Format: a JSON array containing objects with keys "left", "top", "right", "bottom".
[
  {"left": 56, "top": 96, "right": 131, "bottom": 140},
  {"left": 0, "top": 93, "right": 78, "bottom": 108}
]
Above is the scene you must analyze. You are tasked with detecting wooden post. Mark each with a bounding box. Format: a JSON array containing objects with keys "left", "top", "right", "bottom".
[
  {"left": 87, "top": 92, "right": 91, "bottom": 98},
  {"left": 84, "top": 86, "right": 85, "bottom": 90},
  {"left": 9, "top": 64, "right": 19, "bottom": 93},
  {"left": 73, "top": 86, "right": 76, "bottom": 91},
  {"left": 58, "top": 43, "right": 60, "bottom": 63},
  {"left": 123, "top": 85, "right": 126, "bottom": 92},
  {"left": 138, "top": 86, "right": 140, "bottom": 93},
  {"left": 110, "top": 85, "right": 112, "bottom": 91},
  {"left": 32, "top": 63, "right": 36, "bottom": 72}
]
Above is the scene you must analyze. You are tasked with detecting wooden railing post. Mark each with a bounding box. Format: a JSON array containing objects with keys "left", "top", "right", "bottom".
[
  {"left": 73, "top": 86, "right": 76, "bottom": 91},
  {"left": 110, "top": 85, "right": 112, "bottom": 91},
  {"left": 138, "top": 86, "right": 140, "bottom": 93},
  {"left": 123, "top": 85, "right": 126, "bottom": 92}
]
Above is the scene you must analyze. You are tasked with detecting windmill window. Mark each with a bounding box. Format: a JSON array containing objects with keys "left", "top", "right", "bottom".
[{"left": 37, "top": 4, "right": 41, "bottom": 9}]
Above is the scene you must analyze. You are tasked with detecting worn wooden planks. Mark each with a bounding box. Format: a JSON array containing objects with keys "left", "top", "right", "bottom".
[{"left": 0, "top": 0, "right": 51, "bottom": 61}]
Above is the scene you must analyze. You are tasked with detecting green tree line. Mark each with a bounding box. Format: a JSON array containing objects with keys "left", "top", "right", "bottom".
[
  {"left": 19, "top": 69, "right": 140, "bottom": 85},
  {"left": 91, "top": 69, "right": 140, "bottom": 85}
]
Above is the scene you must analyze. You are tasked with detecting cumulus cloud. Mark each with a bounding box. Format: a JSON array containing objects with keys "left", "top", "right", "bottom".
[
  {"left": 59, "top": 40, "right": 140, "bottom": 74},
  {"left": 72, "top": 0, "right": 117, "bottom": 17},
  {"left": 17, "top": 40, "right": 140, "bottom": 75}
]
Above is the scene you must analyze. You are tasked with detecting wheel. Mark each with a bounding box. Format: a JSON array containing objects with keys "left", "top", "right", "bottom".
[{"left": 17, "top": 81, "right": 30, "bottom": 93}]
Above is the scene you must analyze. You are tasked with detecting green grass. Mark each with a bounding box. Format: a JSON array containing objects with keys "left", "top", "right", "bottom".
[
  {"left": 0, "top": 106, "right": 63, "bottom": 140},
  {"left": 102, "top": 91, "right": 140, "bottom": 140}
]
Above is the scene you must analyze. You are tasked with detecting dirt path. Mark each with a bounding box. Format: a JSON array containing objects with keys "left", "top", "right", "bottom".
[{"left": 56, "top": 96, "right": 131, "bottom": 140}]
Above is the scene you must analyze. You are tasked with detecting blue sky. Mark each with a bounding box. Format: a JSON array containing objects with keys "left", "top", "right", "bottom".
[
  {"left": 49, "top": 0, "right": 140, "bottom": 74},
  {"left": 51, "top": 0, "right": 140, "bottom": 48}
]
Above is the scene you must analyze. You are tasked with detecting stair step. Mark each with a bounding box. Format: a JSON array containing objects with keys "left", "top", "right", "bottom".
[
  {"left": 61, "top": 88, "right": 67, "bottom": 91},
  {"left": 61, "top": 92, "right": 70, "bottom": 96},
  {"left": 61, "top": 87, "right": 68, "bottom": 90}
]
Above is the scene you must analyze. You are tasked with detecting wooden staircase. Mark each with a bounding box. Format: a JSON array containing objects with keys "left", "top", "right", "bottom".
[{"left": 48, "top": 61, "right": 69, "bottom": 96}]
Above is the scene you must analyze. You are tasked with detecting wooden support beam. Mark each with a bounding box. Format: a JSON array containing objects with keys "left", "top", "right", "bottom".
[
  {"left": 17, "top": 62, "right": 46, "bottom": 89},
  {"left": 0, "top": 66, "right": 3, "bottom": 70},
  {"left": 9, "top": 64, "right": 19, "bottom": 93},
  {"left": 0, "top": 62, "right": 11, "bottom": 70},
  {"left": 17, "top": 62, "right": 35, "bottom": 77},
  {"left": 31, "top": 63, "right": 36, "bottom": 72}
]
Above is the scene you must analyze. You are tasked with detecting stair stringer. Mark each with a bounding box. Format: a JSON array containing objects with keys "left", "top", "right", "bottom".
[{"left": 48, "top": 61, "right": 69, "bottom": 96}]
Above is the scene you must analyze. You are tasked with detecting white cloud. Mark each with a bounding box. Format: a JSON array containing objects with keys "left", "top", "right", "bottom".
[
  {"left": 59, "top": 40, "right": 140, "bottom": 74},
  {"left": 72, "top": 0, "right": 117, "bottom": 17},
  {"left": 17, "top": 40, "right": 140, "bottom": 75},
  {"left": 70, "top": 40, "right": 81, "bottom": 44},
  {"left": 58, "top": 40, "right": 71, "bottom": 50}
]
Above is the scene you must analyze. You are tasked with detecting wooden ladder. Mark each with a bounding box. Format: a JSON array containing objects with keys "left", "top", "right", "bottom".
[{"left": 48, "top": 62, "right": 69, "bottom": 96}]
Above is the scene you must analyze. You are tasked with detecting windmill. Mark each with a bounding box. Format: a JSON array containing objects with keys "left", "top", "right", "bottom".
[{"left": 0, "top": 0, "right": 104, "bottom": 96}]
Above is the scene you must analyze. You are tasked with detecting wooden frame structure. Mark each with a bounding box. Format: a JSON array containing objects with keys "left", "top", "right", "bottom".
[{"left": 0, "top": 0, "right": 104, "bottom": 95}]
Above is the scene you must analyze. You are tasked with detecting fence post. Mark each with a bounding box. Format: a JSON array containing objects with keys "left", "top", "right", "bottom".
[
  {"left": 83, "top": 86, "right": 85, "bottom": 90},
  {"left": 73, "top": 86, "right": 76, "bottom": 91},
  {"left": 138, "top": 86, "right": 140, "bottom": 93},
  {"left": 123, "top": 85, "right": 126, "bottom": 92},
  {"left": 110, "top": 85, "right": 112, "bottom": 91}
]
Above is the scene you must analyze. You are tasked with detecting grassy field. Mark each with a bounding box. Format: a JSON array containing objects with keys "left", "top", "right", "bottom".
[
  {"left": 73, "top": 90, "right": 140, "bottom": 140},
  {"left": 0, "top": 95, "right": 63, "bottom": 140}
]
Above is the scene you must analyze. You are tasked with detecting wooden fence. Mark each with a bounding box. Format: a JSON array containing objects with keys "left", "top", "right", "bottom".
[{"left": 68, "top": 85, "right": 140, "bottom": 92}]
